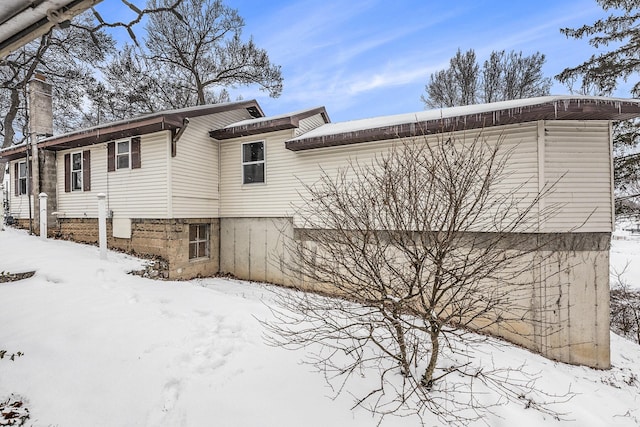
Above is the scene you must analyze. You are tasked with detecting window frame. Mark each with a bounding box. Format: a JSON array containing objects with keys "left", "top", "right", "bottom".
[
  {"left": 116, "top": 139, "right": 131, "bottom": 170},
  {"left": 17, "top": 160, "right": 27, "bottom": 196},
  {"left": 70, "top": 151, "right": 83, "bottom": 192},
  {"left": 241, "top": 140, "right": 266, "bottom": 185},
  {"left": 189, "top": 224, "right": 210, "bottom": 260}
]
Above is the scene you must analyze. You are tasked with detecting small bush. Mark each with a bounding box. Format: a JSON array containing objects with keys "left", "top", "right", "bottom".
[
  {"left": 610, "top": 268, "right": 640, "bottom": 344},
  {"left": 0, "top": 394, "right": 30, "bottom": 426}
]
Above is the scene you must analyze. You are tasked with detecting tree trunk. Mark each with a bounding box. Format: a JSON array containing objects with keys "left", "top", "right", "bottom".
[
  {"left": 390, "top": 307, "right": 411, "bottom": 376},
  {"left": 421, "top": 328, "right": 440, "bottom": 390},
  {"left": 0, "top": 89, "right": 21, "bottom": 186}
]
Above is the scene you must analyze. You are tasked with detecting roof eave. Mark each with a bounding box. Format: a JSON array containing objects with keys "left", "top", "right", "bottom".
[
  {"left": 210, "top": 106, "right": 329, "bottom": 140},
  {"left": 210, "top": 119, "right": 297, "bottom": 139},
  {"left": 10, "top": 100, "right": 264, "bottom": 153},
  {"left": 285, "top": 98, "right": 640, "bottom": 151},
  {"left": 38, "top": 116, "right": 182, "bottom": 151},
  {"left": 0, "top": 145, "right": 29, "bottom": 161},
  {"left": 0, "top": 0, "right": 102, "bottom": 59}
]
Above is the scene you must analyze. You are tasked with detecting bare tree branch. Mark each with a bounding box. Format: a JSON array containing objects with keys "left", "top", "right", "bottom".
[{"left": 263, "top": 133, "right": 573, "bottom": 425}]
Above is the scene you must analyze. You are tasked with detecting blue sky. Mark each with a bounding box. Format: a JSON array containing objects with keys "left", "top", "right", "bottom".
[{"left": 96, "top": 0, "right": 620, "bottom": 122}]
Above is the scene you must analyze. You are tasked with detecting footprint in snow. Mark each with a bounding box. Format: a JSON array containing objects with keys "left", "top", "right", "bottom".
[
  {"left": 146, "top": 379, "right": 182, "bottom": 426},
  {"left": 162, "top": 379, "right": 180, "bottom": 412}
]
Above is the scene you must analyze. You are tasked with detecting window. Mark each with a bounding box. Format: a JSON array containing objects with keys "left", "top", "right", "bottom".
[
  {"left": 107, "top": 137, "right": 141, "bottom": 172},
  {"left": 71, "top": 152, "right": 83, "bottom": 191},
  {"left": 242, "top": 141, "right": 265, "bottom": 184},
  {"left": 116, "top": 140, "right": 130, "bottom": 169},
  {"left": 17, "top": 161, "right": 27, "bottom": 195},
  {"left": 189, "top": 224, "right": 210, "bottom": 260},
  {"left": 64, "top": 151, "right": 91, "bottom": 193}
]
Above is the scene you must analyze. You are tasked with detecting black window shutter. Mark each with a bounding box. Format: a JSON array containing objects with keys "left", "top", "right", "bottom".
[
  {"left": 131, "top": 137, "right": 141, "bottom": 169},
  {"left": 28, "top": 160, "right": 32, "bottom": 194},
  {"left": 107, "top": 142, "right": 115, "bottom": 172},
  {"left": 64, "top": 153, "right": 70, "bottom": 193},
  {"left": 83, "top": 150, "right": 91, "bottom": 191},
  {"left": 14, "top": 162, "right": 18, "bottom": 196}
]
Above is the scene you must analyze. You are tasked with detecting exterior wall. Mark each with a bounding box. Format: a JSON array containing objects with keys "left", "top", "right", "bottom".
[
  {"left": 170, "top": 115, "right": 221, "bottom": 218},
  {"left": 218, "top": 216, "right": 611, "bottom": 369},
  {"left": 216, "top": 120, "right": 615, "bottom": 368},
  {"left": 542, "top": 120, "right": 613, "bottom": 232},
  {"left": 294, "top": 113, "right": 327, "bottom": 137},
  {"left": 7, "top": 158, "right": 33, "bottom": 220},
  {"left": 29, "top": 149, "right": 57, "bottom": 235},
  {"left": 219, "top": 217, "right": 293, "bottom": 286},
  {"left": 56, "top": 131, "right": 171, "bottom": 219},
  {"left": 53, "top": 217, "right": 219, "bottom": 280},
  {"left": 219, "top": 123, "right": 541, "bottom": 223},
  {"left": 218, "top": 120, "right": 613, "bottom": 234}
]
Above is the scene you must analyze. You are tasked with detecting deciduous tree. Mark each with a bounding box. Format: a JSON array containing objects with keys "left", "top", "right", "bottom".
[
  {"left": 422, "top": 49, "right": 551, "bottom": 108},
  {"left": 266, "top": 133, "right": 568, "bottom": 425},
  {"left": 145, "top": 0, "right": 282, "bottom": 106}
]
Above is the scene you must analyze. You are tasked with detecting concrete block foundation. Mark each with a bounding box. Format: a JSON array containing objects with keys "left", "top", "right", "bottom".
[{"left": 13, "top": 217, "right": 220, "bottom": 280}]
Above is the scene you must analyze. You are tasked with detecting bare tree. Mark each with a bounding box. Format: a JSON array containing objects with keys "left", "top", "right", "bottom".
[
  {"left": 0, "top": 0, "right": 191, "bottom": 149},
  {"left": 144, "top": 0, "right": 283, "bottom": 106},
  {"left": 265, "top": 133, "right": 569, "bottom": 425},
  {"left": 0, "top": 13, "right": 115, "bottom": 189},
  {"left": 423, "top": 49, "right": 478, "bottom": 108},
  {"left": 422, "top": 49, "right": 552, "bottom": 108}
]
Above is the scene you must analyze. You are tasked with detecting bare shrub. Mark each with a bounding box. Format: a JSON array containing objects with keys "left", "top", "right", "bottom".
[
  {"left": 611, "top": 264, "right": 640, "bottom": 344},
  {"left": 264, "top": 133, "right": 571, "bottom": 425}
]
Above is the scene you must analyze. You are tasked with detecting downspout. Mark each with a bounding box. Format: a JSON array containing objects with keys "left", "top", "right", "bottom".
[
  {"left": 171, "top": 118, "right": 190, "bottom": 157},
  {"left": 217, "top": 136, "right": 222, "bottom": 273}
]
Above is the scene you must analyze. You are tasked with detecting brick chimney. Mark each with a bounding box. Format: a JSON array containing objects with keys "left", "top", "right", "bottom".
[{"left": 28, "top": 72, "right": 56, "bottom": 235}]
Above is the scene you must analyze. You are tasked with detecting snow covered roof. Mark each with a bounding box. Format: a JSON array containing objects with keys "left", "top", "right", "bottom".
[
  {"left": 209, "top": 106, "right": 329, "bottom": 140},
  {"left": 285, "top": 95, "right": 640, "bottom": 151},
  {"left": 0, "top": 100, "right": 264, "bottom": 160}
]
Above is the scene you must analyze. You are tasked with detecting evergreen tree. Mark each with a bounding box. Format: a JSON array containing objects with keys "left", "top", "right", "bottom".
[
  {"left": 556, "top": 0, "right": 640, "bottom": 96},
  {"left": 557, "top": 1, "right": 640, "bottom": 205}
]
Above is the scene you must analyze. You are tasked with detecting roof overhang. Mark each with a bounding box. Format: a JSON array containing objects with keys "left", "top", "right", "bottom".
[
  {"left": 0, "top": 100, "right": 265, "bottom": 161},
  {"left": 0, "top": 0, "right": 102, "bottom": 59},
  {"left": 209, "top": 107, "right": 329, "bottom": 140},
  {"left": 285, "top": 96, "right": 640, "bottom": 151}
]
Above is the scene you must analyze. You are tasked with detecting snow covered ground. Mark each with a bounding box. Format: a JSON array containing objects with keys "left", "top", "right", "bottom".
[{"left": 1, "top": 227, "right": 639, "bottom": 426}]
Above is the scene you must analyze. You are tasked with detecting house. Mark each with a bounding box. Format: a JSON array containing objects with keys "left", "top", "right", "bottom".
[{"left": 3, "top": 75, "right": 640, "bottom": 369}]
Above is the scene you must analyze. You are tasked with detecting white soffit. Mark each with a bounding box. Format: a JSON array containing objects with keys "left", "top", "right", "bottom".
[{"left": 0, "top": 0, "right": 102, "bottom": 59}]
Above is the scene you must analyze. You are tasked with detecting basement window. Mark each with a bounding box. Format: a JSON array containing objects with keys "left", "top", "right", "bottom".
[
  {"left": 71, "top": 152, "right": 83, "bottom": 191},
  {"left": 242, "top": 141, "right": 265, "bottom": 184},
  {"left": 189, "top": 224, "right": 210, "bottom": 260}
]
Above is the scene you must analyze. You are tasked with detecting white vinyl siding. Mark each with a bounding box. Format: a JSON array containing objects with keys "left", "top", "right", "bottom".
[
  {"left": 56, "top": 131, "right": 170, "bottom": 218},
  {"left": 7, "top": 159, "right": 32, "bottom": 219},
  {"left": 219, "top": 124, "right": 540, "bottom": 222},
  {"left": 294, "top": 113, "right": 327, "bottom": 137},
  {"left": 219, "top": 120, "right": 613, "bottom": 233},
  {"left": 171, "top": 114, "right": 234, "bottom": 218},
  {"left": 542, "top": 120, "right": 613, "bottom": 232}
]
